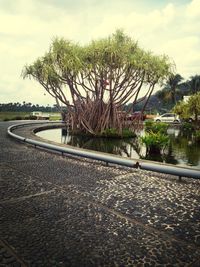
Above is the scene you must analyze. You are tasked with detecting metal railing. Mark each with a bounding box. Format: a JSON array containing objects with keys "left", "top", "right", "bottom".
[{"left": 7, "top": 121, "right": 200, "bottom": 180}]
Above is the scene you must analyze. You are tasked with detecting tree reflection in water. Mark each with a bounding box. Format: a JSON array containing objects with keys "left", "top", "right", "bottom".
[
  {"left": 61, "top": 129, "right": 139, "bottom": 159},
  {"left": 59, "top": 127, "right": 200, "bottom": 168},
  {"left": 168, "top": 129, "right": 200, "bottom": 167}
]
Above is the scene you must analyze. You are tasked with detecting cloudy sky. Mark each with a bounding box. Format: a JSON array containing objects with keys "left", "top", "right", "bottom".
[{"left": 0, "top": 0, "right": 200, "bottom": 105}]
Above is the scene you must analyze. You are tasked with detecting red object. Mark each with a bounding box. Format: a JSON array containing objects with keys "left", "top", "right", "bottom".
[
  {"left": 103, "top": 80, "right": 109, "bottom": 86},
  {"left": 127, "top": 112, "right": 146, "bottom": 121}
]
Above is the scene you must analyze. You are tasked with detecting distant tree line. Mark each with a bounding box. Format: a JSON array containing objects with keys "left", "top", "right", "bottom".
[{"left": 0, "top": 101, "right": 59, "bottom": 112}]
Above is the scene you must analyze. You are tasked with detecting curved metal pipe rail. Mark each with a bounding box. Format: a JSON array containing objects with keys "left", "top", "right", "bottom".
[{"left": 7, "top": 122, "right": 200, "bottom": 180}]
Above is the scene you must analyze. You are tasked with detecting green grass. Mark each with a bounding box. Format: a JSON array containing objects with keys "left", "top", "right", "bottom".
[
  {"left": 0, "top": 112, "right": 61, "bottom": 121},
  {"left": 49, "top": 115, "right": 61, "bottom": 121},
  {"left": 0, "top": 112, "right": 29, "bottom": 121}
]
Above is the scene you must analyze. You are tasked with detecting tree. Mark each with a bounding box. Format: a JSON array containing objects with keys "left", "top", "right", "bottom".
[
  {"left": 188, "top": 75, "right": 200, "bottom": 94},
  {"left": 158, "top": 73, "right": 183, "bottom": 105},
  {"left": 23, "top": 30, "right": 173, "bottom": 136},
  {"left": 187, "top": 92, "right": 200, "bottom": 123},
  {"left": 173, "top": 100, "right": 189, "bottom": 119},
  {"left": 173, "top": 92, "right": 200, "bottom": 124}
]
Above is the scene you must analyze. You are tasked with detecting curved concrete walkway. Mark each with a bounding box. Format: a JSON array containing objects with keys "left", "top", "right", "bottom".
[{"left": 0, "top": 121, "right": 200, "bottom": 266}]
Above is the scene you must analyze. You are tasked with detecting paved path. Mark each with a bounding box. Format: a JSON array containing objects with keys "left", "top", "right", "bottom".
[{"left": 0, "top": 121, "right": 200, "bottom": 267}]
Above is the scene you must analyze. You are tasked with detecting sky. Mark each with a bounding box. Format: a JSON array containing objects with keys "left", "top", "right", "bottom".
[{"left": 0, "top": 0, "right": 200, "bottom": 106}]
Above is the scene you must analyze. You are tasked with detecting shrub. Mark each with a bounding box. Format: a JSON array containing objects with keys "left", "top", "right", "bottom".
[
  {"left": 12, "top": 116, "right": 23, "bottom": 120},
  {"left": 195, "top": 130, "right": 200, "bottom": 142},
  {"left": 181, "top": 122, "right": 195, "bottom": 131},
  {"left": 145, "top": 121, "right": 168, "bottom": 134},
  {"left": 140, "top": 131, "right": 169, "bottom": 154},
  {"left": 102, "top": 128, "right": 117, "bottom": 137},
  {"left": 102, "top": 128, "right": 136, "bottom": 138},
  {"left": 3, "top": 118, "right": 10, "bottom": 121},
  {"left": 122, "top": 128, "right": 136, "bottom": 138},
  {"left": 24, "top": 115, "right": 37, "bottom": 120}
]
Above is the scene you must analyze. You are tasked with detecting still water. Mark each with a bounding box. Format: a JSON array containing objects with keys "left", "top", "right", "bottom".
[{"left": 36, "top": 128, "right": 200, "bottom": 169}]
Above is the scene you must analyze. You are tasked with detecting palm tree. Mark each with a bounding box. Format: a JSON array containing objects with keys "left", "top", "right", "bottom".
[
  {"left": 188, "top": 75, "right": 200, "bottom": 94},
  {"left": 164, "top": 74, "right": 183, "bottom": 104}
]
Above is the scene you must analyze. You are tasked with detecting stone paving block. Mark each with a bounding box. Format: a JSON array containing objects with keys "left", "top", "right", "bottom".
[
  {"left": 0, "top": 240, "right": 24, "bottom": 267},
  {"left": 1, "top": 121, "right": 200, "bottom": 266},
  {"left": 90, "top": 172, "right": 200, "bottom": 246},
  {"left": 1, "top": 190, "right": 200, "bottom": 267},
  {"left": 7, "top": 154, "right": 129, "bottom": 191},
  {"left": 0, "top": 165, "right": 55, "bottom": 201},
  {"left": 0, "top": 138, "right": 20, "bottom": 150},
  {"left": 0, "top": 149, "right": 41, "bottom": 163}
]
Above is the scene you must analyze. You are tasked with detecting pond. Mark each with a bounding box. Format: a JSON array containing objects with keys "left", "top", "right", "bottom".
[{"left": 36, "top": 127, "right": 200, "bottom": 169}]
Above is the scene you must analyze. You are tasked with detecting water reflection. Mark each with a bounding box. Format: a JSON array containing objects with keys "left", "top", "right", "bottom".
[
  {"left": 61, "top": 129, "right": 139, "bottom": 159},
  {"left": 36, "top": 127, "right": 200, "bottom": 168},
  {"left": 167, "top": 129, "right": 200, "bottom": 167}
]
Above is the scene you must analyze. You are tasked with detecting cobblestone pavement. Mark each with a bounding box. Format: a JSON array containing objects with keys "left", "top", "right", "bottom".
[{"left": 0, "top": 121, "right": 200, "bottom": 266}]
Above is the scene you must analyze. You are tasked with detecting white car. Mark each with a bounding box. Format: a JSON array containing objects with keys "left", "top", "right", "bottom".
[{"left": 154, "top": 113, "right": 181, "bottom": 123}]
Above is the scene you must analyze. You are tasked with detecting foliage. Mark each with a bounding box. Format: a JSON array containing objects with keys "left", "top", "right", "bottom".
[
  {"left": 122, "top": 128, "right": 136, "bottom": 138},
  {"left": 140, "top": 74, "right": 200, "bottom": 113},
  {"left": 181, "top": 122, "right": 195, "bottom": 131},
  {"left": 102, "top": 128, "right": 136, "bottom": 138},
  {"left": 0, "top": 102, "right": 58, "bottom": 112},
  {"left": 0, "top": 112, "right": 29, "bottom": 121},
  {"left": 145, "top": 121, "right": 168, "bottom": 134},
  {"left": 140, "top": 132, "right": 169, "bottom": 153},
  {"left": 159, "top": 73, "right": 183, "bottom": 104},
  {"left": 23, "top": 30, "right": 173, "bottom": 136},
  {"left": 24, "top": 115, "right": 37, "bottom": 120},
  {"left": 141, "top": 120, "right": 169, "bottom": 155},
  {"left": 195, "top": 130, "right": 200, "bottom": 142},
  {"left": 12, "top": 116, "right": 23, "bottom": 120},
  {"left": 187, "top": 92, "right": 200, "bottom": 122},
  {"left": 0, "top": 112, "right": 60, "bottom": 121},
  {"left": 188, "top": 75, "right": 200, "bottom": 94},
  {"left": 172, "top": 101, "right": 189, "bottom": 118},
  {"left": 173, "top": 92, "right": 200, "bottom": 123}
]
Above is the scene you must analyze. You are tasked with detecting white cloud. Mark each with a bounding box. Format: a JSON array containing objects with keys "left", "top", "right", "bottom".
[
  {"left": 186, "top": 0, "right": 200, "bottom": 17},
  {"left": 160, "top": 36, "right": 200, "bottom": 76},
  {"left": 0, "top": 0, "right": 199, "bottom": 105}
]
